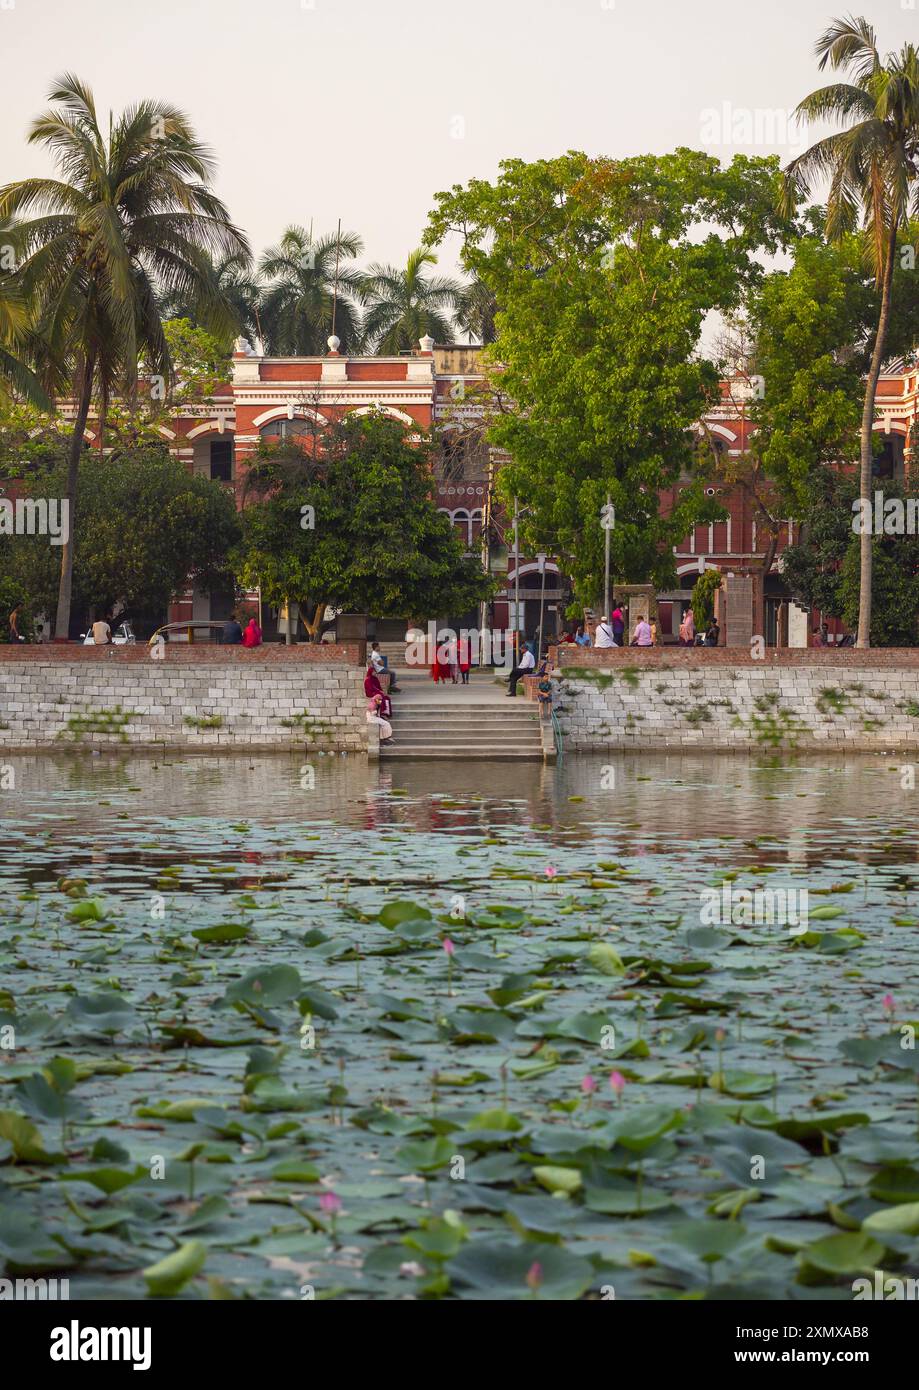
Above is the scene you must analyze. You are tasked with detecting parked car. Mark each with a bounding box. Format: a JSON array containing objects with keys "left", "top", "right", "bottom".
[
  {"left": 147, "top": 620, "right": 233, "bottom": 646},
  {"left": 81, "top": 621, "right": 136, "bottom": 646}
]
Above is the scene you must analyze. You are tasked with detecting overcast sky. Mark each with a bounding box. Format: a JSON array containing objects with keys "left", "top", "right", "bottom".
[{"left": 0, "top": 0, "right": 912, "bottom": 277}]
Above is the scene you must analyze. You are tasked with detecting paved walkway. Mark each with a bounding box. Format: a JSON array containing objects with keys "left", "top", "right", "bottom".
[{"left": 388, "top": 668, "right": 516, "bottom": 706}]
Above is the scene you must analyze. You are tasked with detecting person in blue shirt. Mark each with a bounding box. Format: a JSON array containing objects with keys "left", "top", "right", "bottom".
[{"left": 575, "top": 623, "right": 591, "bottom": 647}]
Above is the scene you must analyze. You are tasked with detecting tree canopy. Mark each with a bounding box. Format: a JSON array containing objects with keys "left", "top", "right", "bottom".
[
  {"left": 234, "top": 412, "right": 494, "bottom": 637},
  {"left": 425, "top": 149, "right": 793, "bottom": 607}
]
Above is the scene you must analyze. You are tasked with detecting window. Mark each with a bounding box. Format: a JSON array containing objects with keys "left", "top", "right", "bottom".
[
  {"left": 210, "top": 440, "right": 233, "bottom": 481},
  {"left": 260, "top": 418, "right": 314, "bottom": 441}
]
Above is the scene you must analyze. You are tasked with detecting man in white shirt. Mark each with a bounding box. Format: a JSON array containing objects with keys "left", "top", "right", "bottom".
[
  {"left": 369, "top": 640, "right": 400, "bottom": 692},
  {"left": 91, "top": 618, "right": 111, "bottom": 645},
  {"left": 507, "top": 642, "right": 535, "bottom": 697},
  {"left": 594, "top": 617, "right": 616, "bottom": 648}
]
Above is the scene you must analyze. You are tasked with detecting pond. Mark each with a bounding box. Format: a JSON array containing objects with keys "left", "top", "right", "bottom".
[{"left": 1, "top": 751, "right": 918, "bottom": 1300}]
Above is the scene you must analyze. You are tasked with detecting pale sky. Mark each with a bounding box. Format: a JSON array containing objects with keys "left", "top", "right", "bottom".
[{"left": 0, "top": 0, "right": 912, "bottom": 279}]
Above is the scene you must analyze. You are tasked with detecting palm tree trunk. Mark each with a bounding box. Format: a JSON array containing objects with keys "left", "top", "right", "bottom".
[
  {"left": 857, "top": 222, "right": 898, "bottom": 648},
  {"left": 54, "top": 354, "right": 95, "bottom": 639}
]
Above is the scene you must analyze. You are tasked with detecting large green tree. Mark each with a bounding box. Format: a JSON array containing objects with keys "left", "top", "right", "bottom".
[
  {"left": 234, "top": 412, "right": 493, "bottom": 640},
  {"left": 426, "top": 150, "right": 791, "bottom": 607},
  {"left": 2, "top": 446, "right": 240, "bottom": 635},
  {"left": 0, "top": 74, "right": 247, "bottom": 638},
  {"left": 784, "top": 16, "right": 919, "bottom": 646},
  {"left": 697, "top": 228, "right": 867, "bottom": 628},
  {"left": 782, "top": 470, "right": 919, "bottom": 645}
]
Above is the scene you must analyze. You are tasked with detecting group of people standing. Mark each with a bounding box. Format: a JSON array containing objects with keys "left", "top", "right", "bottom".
[
  {"left": 559, "top": 605, "right": 721, "bottom": 648},
  {"left": 429, "top": 636, "right": 472, "bottom": 685}
]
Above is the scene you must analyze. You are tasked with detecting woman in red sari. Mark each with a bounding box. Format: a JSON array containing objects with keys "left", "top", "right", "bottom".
[
  {"left": 364, "top": 665, "right": 392, "bottom": 718},
  {"left": 430, "top": 639, "right": 451, "bottom": 684}
]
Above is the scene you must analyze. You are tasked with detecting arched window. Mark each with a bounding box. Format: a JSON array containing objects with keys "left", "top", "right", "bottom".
[{"left": 260, "top": 418, "right": 315, "bottom": 441}]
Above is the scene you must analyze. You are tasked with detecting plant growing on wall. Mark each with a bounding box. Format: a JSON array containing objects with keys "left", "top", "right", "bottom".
[{"left": 691, "top": 569, "right": 722, "bottom": 631}]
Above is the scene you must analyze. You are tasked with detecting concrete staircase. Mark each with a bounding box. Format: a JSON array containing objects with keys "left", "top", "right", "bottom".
[{"left": 380, "top": 701, "right": 544, "bottom": 759}]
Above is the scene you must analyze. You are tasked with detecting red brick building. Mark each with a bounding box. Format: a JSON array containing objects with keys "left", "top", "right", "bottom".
[{"left": 57, "top": 337, "right": 919, "bottom": 646}]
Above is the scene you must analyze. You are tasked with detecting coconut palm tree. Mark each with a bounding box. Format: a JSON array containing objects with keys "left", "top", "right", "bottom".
[
  {"left": 160, "top": 249, "right": 261, "bottom": 346},
  {"left": 0, "top": 74, "right": 248, "bottom": 638},
  {"left": 258, "top": 226, "right": 363, "bottom": 355},
  {"left": 784, "top": 17, "right": 919, "bottom": 646},
  {"left": 455, "top": 276, "right": 498, "bottom": 345},
  {"left": 0, "top": 274, "right": 51, "bottom": 409},
  {"left": 360, "top": 247, "right": 462, "bottom": 354}
]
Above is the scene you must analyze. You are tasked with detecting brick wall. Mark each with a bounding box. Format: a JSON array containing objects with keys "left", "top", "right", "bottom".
[
  {"left": 0, "top": 642, "right": 365, "bottom": 665},
  {"left": 556, "top": 646, "right": 919, "bottom": 668},
  {"left": 554, "top": 661, "right": 919, "bottom": 751},
  {"left": 0, "top": 656, "right": 369, "bottom": 751}
]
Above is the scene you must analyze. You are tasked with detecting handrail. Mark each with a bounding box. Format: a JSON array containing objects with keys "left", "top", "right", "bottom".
[{"left": 550, "top": 705, "right": 563, "bottom": 763}]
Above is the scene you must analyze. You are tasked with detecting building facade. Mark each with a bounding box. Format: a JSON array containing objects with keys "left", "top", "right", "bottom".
[{"left": 59, "top": 337, "right": 919, "bottom": 646}]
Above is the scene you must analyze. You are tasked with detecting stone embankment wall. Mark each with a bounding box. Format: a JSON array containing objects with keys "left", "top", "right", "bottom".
[
  {"left": 552, "top": 649, "right": 919, "bottom": 751},
  {"left": 0, "top": 646, "right": 368, "bottom": 752}
]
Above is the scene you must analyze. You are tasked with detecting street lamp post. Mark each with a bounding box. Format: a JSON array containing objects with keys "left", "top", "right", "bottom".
[
  {"left": 513, "top": 497, "right": 520, "bottom": 662},
  {"left": 536, "top": 551, "right": 547, "bottom": 660}
]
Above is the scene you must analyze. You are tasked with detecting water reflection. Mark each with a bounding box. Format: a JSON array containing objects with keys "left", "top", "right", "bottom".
[{"left": 0, "top": 751, "right": 916, "bottom": 895}]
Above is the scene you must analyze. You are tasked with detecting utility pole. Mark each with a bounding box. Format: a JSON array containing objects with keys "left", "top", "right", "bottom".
[
  {"left": 603, "top": 493, "right": 612, "bottom": 620},
  {"left": 330, "top": 218, "right": 341, "bottom": 340}
]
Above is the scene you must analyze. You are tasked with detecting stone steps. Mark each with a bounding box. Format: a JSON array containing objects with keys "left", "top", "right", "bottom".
[{"left": 381, "top": 702, "right": 544, "bottom": 759}]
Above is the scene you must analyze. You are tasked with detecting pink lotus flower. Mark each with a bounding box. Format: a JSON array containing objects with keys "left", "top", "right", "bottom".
[
  {"left": 882, "top": 993, "right": 896, "bottom": 1015},
  {"left": 525, "top": 1260, "right": 543, "bottom": 1292},
  {"left": 318, "top": 1191, "right": 342, "bottom": 1215},
  {"left": 544, "top": 865, "right": 558, "bottom": 879},
  {"left": 443, "top": 937, "right": 455, "bottom": 957},
  {"left": 581, "top": 1074, "right": 597, "bottom": 1095},
  {"left": 609, "top": 1070, "right": 626, "bottom": 1100}
]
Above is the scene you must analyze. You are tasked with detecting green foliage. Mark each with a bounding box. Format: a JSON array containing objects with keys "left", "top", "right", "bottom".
[
  {"left": 0, "top": 575, "right": 35, "bottom": 642},
  {"left": 60, "top": 706, "right": 136, "bottom": 742},
  {"left": 258, "top": 226, "right": 364, "bottom": 355},
  {"left": 234, "top": 412, "right": 493, "bottom": 633},
  {"left": 426, "top": 150, "right": 792, "bottom": 604},
  {"left": 0, "top": 448, "right": 240, "bottom": 634},
  {"left": 691, "top": 569, "right": 722, "bottom": 630},
  {"left": 744, "top": 232, "right": 867, "bottom": 510},
  {"left": 183, "top": 714, "right": 224, "bottom": 730},
  {"left": 360, "top": 248, "right": 463, "bottom": 355},
  {"left": 783, "top": 473, "right": 919, "bottom": 646},
  {"left": 735, "top": 692, "right": 808, "bottom": 751}
]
